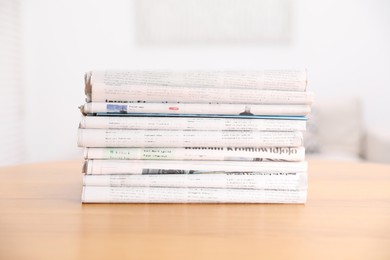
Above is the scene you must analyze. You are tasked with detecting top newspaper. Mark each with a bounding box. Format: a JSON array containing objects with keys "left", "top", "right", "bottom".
[{"left": 85, "top": 70, "right": 312, "bottom": 104}]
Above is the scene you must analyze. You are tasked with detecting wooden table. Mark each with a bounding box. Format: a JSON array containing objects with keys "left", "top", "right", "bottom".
[{"left": 0, "top": 160, "right": 389, "bottom": 259}]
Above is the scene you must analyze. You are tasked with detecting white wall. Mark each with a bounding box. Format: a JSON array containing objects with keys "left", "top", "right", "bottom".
[
  {"left": 0, "top": 0, "right": 25, "bottom": 166},
  {"left": 21, "top": 0, "right": 390, "bottom": 163}
]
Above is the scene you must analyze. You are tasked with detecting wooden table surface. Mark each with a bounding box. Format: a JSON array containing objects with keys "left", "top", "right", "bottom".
[{"left": 0, "top": 160, "right": 390, "bottom": 260}]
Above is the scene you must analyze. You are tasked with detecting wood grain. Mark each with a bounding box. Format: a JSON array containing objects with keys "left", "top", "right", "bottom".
[{"left": 0, "top": 160, "right": 390, "bottom": 260}]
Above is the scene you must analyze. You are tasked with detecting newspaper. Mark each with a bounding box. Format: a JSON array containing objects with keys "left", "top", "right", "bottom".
[
  {"left": 80, "top": 102, "right": 311, "bottom": 116},
  {"left": 84, "top": 147, "right": 306, "bottom": 161},
  {"left": 84, "top": 159, "right": 308, "bottom": 175},
  {"left": 77, "top": 129, "right": 304, "bottom": 148},
  {"left": 86, "top": 84, "right": 314, "bottom": 104},
  {"left": 85, "top": 70, "right": 308, "bottom": 93},
  {"left": 82, "top": 186, "right": 307, "bottom": 203},
  {"left": 79, "top": 116, "right": 306, "bottom": 131},
  {"left": 83, "top": 171, "right": 308, "bottom": 190}
]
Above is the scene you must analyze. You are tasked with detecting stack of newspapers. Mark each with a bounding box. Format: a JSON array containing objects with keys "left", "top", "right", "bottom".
[{"left": 78, "top": 70, "right": 313, "bottom": 203}]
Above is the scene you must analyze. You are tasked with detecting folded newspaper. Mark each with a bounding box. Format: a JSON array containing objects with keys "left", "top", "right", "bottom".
[
  {"left": 77, "top": 129, "right": 304, "bottom": 148},
  {"left": 85, "top": 70, "right": 308, "bottom": 93},
  {"left": 83, "top": 160, "right": 308, "bottom": 175},
  {"left": 82, "top": 186, "right": 307, "bottom": 203},
  {"left": 80, "top": 102, "right": 311, "bottom": 116},
  {"left": 79, "top": 115, "right": 306, "bottom": 131},
  {"left": 85, "top": 70, "right": 312, "bottom": 103},
  {"left": 83, "top": 172, "right": 308, "bottom": 190},
  {"left": 83, "top": 147, "right": 306, "bottom": 161}
]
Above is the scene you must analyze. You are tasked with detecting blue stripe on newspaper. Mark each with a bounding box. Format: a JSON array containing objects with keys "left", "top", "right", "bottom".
[{"left": 91, "top": 113, "right": 307, "bottom": 120}]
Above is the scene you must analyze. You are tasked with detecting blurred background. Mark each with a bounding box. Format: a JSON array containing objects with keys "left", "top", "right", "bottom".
[{"left": 1, "top": 0, "right": 390, "bottom": 166}]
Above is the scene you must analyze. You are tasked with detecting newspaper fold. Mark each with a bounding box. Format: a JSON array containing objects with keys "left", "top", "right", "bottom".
[
  {"left": 79, "top": 115, "right": 306, "bottom": 131},
  {"left": 80, "top": 102, "right": 311, "bottom": 116},
  {"left": 86, "top": 84, "right": 314, "bottom": 104},
  {"left": 83, "top": 171, "right": 308, "bottom": 190},
  {"left": 83, "top": 147, "right": 306, "bottom": 161},
  {"left": 82, "top": 186, "right": 307, "bottom": 203},
  {"left": 85, "top": 70, "right": 308, "bottom": 93},
  {"left": 83, "top": 159, "right": 308, "bottom": 175},
  {"left": 77, "top": 129, "right": 304, "bottom": 148}
]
